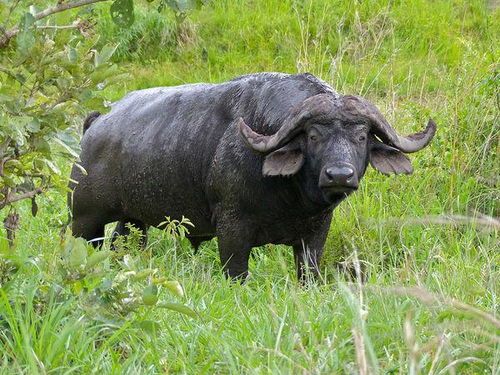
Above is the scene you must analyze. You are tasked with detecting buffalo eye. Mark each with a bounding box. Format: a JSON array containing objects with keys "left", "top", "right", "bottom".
[
  {"left": 358, "top": 134, "right": 366, "bottom": 142},
  {"left": 308, "top": 129, "right": 321, "bottom": 142}
]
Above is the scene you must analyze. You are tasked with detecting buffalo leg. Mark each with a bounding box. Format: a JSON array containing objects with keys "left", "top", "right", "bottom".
[
  {"left": 188, "top": 236, "right": 213, "bottom": 253},
  {"left": 72, "top": 215, "right": 105, "bottom": 248},
  {"left": 216, "top": 220, "right": 253, "bottom": 280},
  {"left": 218, "top": 240, "right": 252, "bottom": 280},
  {"left": 292, "top": 212, "right": 332, "bottom": 283},
  {"left": 293, "top": 242, "right": 323, "bottom": 283},
  {"left": 111, "top": 219, "right": 148, "bottom": 250}
]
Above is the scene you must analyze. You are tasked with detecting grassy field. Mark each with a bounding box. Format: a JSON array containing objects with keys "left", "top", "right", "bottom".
[{"left": 1, "top": 0, "right": 499, "bottom": 373}]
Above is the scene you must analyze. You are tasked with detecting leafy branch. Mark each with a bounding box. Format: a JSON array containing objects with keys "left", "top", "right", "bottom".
[{"left": 0, "top": 0, "right": 109, "bottom": 48}]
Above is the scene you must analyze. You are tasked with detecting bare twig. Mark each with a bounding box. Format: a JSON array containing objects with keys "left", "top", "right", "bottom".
[
  {"left": 0, "top": 0, "right": 109, "bottom": 48},
  {"left": 0, "top": 187, "right": 45, "bottom": 210},
  {"left": 33, "top": 0, "right": 109, "bottom": 21},
  {"left": 36, "top": 25, "right": 80, "bottom": 31}
]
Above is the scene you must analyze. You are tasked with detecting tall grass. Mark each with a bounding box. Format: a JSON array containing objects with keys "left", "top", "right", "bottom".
[
  {"left": 1, "top": 0, "right": 499, "bottom": 373},
  {"left": 95, "top": 6, "right": 178, "bottom": 61}
]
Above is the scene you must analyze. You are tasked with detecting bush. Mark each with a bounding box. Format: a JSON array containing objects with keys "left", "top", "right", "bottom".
[{"left": 0, "top": 0, "right": 206, "bottom": 242}]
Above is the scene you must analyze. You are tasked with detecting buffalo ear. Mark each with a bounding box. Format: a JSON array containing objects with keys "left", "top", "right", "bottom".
[
  {"left": 262, "top": 139, "right": 304, "bottom": 177},
  {"left": 370, "top": 141, "right": 413, "bottom": 175}
]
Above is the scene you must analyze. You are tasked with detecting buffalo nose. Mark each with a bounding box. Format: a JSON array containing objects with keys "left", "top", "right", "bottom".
[{"left": 325, "top": 167, "right": 357, "bottom": 187}]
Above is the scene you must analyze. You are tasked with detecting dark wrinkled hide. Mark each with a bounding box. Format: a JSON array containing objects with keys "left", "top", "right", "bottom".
[{"left": 69, "top": 72, "right": 435, "bottom": 281}]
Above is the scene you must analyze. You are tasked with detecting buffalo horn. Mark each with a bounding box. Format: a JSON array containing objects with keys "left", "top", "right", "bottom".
[{"left": 239, "top": 94, "right": 337, "bottom": 153}]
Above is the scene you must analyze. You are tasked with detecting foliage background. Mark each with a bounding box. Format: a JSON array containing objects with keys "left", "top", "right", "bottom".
[{"left": 0, "top": 0, "right": 499, "bottom": 374}]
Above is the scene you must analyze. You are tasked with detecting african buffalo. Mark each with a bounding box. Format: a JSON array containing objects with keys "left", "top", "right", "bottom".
[{"left": 69, "top": 72, "right": 436, "bottom": 281}]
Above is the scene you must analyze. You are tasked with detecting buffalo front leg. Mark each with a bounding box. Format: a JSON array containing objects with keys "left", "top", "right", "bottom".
[
  {"left": 293, "top": 242, "right": 324, "bottom": 283},
  {"left": 292, "top": 212, "right": 332, "bottom": 283},
  {"left": 216, "top": 218, "right": 253, "bottom": 281}
]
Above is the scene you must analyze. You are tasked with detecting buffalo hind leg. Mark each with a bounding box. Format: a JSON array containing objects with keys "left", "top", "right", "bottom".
[
  {"left": 188, "top": 236, "right": 214, "bottom": 253},
  {"left": 111, "top": 219, "right": 148, "bottom": 250}
]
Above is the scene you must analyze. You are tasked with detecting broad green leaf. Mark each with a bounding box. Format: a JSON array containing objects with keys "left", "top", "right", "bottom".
[
  {"left": 89, "top": 64, "right": 119, "bottom": 84},
  {"left": 101, "top": 72, "right": 132, "bottom": 87},
  {"left": 53, "top": 137, "right": 79, "bottom": 158},
  {"left": 68, "top": 47, "right": 78, "bottom": 64},
  {"left": 136, "top": 320, "right": 161, "bottom": 333},
  {"left": 142, "top": 284, "right": 158, "bottom": 306},
  {"left": 33, "top": 137, "right": 51, "bottom": 153},
  {"left": 68, "top": 238, "right": 88, "bottom": 269},
  {"left": 110, "top": 0, "right": 135, "bottom": 28},
  {"left": 163, "top": 280, "right": 184, "bottom": 298},
  {"left": 4, "top": 159, "right": 23, "bottom": 171},
  {"left": 9, "top": 119, "right": 28, "bottom": 146},
  {"left": 17, "top": 13, "right": 35, "bottom": 56},
  {"left": 95, "top": 44, "right": 118, "bottom": 67},
  {"left": 79, "top": 89, "right": 93, "bottom": 101},
  {"left": 55, "top": 77, "right": 70, "bottom": 91},
  {"left": 80, "top": 97, "right": 107, "bottom": 112},
  {"left": 26, "top": 119, "right": 40, "bottom": 133},
  {"left": 86, "top": 250, "right": 112, "bottom": 269},
  {"left": 133, "top": 269, "right": 153, "bottom": 280},
  {"left": 157, "top": 303, "right": 197, "bottom": 318},
  {"left": 0, "top": 175, "right": 15, "bottom": 187},
  {"left": 44, "top": 159, "right": 60, "bottom": 175}
]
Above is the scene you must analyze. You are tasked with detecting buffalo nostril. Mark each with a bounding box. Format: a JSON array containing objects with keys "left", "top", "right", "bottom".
[
  {"left": 325, "top": 168, "right": 335, "bottom": 180},
  {"left": 344, "top": 168, "right": 354, "bottom": 179},
  {"left": 325, "top": 167, "right": 355, "bottom": 182}
]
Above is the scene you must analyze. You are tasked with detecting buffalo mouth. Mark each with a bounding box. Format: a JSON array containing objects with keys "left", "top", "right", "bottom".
[{"left": 320, "top": 184, "right": 358, "bottom": 199}]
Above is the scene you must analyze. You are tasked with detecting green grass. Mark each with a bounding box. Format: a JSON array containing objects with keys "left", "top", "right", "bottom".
[{"left": 1, "top": 0, "right": 499, "bottom": 373}]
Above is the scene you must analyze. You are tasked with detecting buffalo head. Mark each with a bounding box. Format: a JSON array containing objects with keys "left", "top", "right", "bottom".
[{"left": 239, "top": 93, "right": 436, "bottom": 203}]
